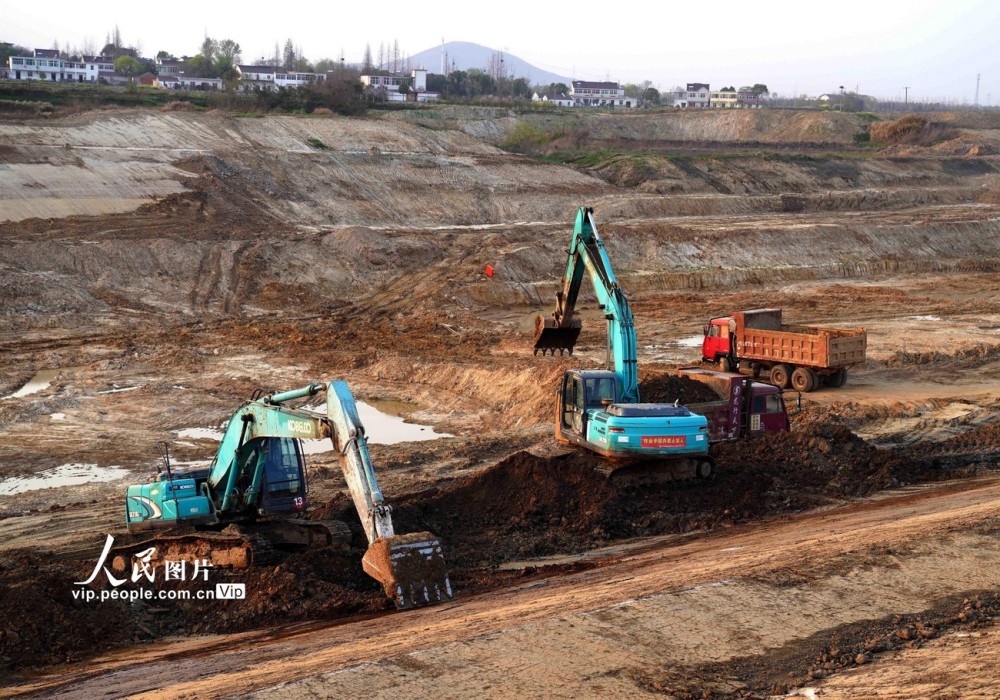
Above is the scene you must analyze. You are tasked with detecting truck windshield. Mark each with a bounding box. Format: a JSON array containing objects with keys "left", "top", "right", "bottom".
[
  {"left": 752, "top": 394, "right": 785, "bottom": 413},
  {"left": 585, "top": 377, "right": 616, "bottom": 407},
  {"left": 264, "top": 438, "right": 303, "bottom": 497}
]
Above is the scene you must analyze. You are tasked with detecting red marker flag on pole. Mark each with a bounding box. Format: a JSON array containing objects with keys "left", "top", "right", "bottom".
[{"left": 484, "top": 264, "right": 495, "bottom": 278}]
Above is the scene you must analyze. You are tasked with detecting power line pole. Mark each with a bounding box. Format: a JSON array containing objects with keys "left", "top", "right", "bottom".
[
  {"left": 903, "top": 86, "right": 910, "bottom": 110},
  {"left": 974, "top": 73, "right": 980, "bottom": 107}
]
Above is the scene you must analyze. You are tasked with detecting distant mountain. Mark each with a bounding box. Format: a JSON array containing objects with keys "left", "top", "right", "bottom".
[{"left": 408, "top": 41, "right": 570, "bottom": 87}]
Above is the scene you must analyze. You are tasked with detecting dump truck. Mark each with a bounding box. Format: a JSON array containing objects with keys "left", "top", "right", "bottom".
[
  {"left": 676, "top": 368, "right": 790, "bottom": 442},
  {"left": 701, "top": 308, "right": 867, "bottom": 392}
]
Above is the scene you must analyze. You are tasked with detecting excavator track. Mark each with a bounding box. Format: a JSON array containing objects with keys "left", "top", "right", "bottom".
[
  {"left": 108, "top": 529, "right": 255, "bottom": 574},
  {"left": 107, "top": 520, "right": 353, "bottom": 575},
  {"left": 599, "top": 456, "right": 715, "bottom": 488}
]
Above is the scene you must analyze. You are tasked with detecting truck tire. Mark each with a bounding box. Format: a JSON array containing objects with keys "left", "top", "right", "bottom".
[
  {"left": 827, "top": 368, "right": 848, "bottom": 388},
  {"left": 792, "top": 367, "right": 818, "bottom": 392},
  {"left": 769, "top": 364, "right": 792, "bottom": 389},
  {"left": 719, "top": 357, "right": 731, "bottom": 372}
]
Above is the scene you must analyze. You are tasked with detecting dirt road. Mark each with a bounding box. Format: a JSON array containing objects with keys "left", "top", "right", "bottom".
[{"left": 7, "top": 473, "right": 1000, "bottom": 698}]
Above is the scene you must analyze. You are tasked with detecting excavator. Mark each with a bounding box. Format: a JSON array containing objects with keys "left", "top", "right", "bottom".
[
  {"left": 533, "top": 206, "right": 714, "bottom": 480},
  {"left": 120, "top": 380, "right": 453, "bottom": 610}
]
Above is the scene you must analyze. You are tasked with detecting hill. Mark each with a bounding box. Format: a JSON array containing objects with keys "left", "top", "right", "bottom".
[{"left": 409, "top": 41, "right": 570, "bottom": 87}]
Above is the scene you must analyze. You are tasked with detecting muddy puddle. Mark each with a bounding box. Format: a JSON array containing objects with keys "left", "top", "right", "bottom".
[
  {"left": 173, "top": 401, "right": 451, "bottom": 451},
  {"left": 2, "top": 367, "right": 83, "bottom": 400},
  {"left": 0, "top": 463, "right": 130, "bottom": 496}
]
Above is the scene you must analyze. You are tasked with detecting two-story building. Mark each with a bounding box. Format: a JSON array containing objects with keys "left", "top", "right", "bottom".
[
  {"left": 6, "top": 49, "right": 90, "bottom": 82},
  {"left": 360, "top": 68, "right": 437, "bottom": 102},
  {"left": 710, "top": 88, "right": 737, "bottom": 108},
  {"left": 569, "top": 80, "right": 632, "bottom": 108},
  {"left": 737, "top": 86, "right": 762, "bottom": 108},
  {"left": 237, "top": 64, "right": 276, "bottom": 90},
  {"left": 685, "top": 82, "right": 710, "bottom": 108}
]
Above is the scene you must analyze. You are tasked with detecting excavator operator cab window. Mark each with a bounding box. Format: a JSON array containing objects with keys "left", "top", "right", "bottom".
[
  {"left": 584, "top": 377, "right": 616, "bottom": 408},
  {"left": 263, "top": 438, "right": 304, "bottom": 499}
]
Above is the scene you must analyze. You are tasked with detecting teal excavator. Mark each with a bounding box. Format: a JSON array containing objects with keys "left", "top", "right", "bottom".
[
  {"left": 533, "top": 207, "right": 714, "bottom": 480},
  {"left": 120, "top": 380, "right": 452, "bottom": 610}
]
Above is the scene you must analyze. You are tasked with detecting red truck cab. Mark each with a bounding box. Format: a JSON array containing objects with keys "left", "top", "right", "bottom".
[{"left": 702, "top": 318, "right": 735, "bottom": 368}]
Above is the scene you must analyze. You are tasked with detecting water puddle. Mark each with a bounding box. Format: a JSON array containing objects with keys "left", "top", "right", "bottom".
[
  {"left": 98, "top": 386, "right": 141, "bottom": 395},
  {"left": 0, "top": 463, "right": 130, "bottom": 496},
  {"left": 4, "top": 369, "right": 63, "bottom": 399},
  {"left": 909, "top": 315, "right": 941, "bottom": 321},
  {"left": 3, "top": 366, "right": 87, "bottom": 400},
  {"left": 675, "top": 334, "right": 706, "bottom": 348},
  {"left": 176, "top": 427, "right": 225, "bottom": 441},
  {"left": 174, "top": 400, "right": 451, "bottom": 452}
]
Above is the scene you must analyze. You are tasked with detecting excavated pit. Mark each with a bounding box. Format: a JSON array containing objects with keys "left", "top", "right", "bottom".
[{"left": 6, "top": 418, "right": 996, "bottom": 671}]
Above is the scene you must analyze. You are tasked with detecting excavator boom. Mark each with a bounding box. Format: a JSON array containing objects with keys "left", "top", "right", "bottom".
[{"left": 325, "top": 380, "right": 453, "bottom": 609}]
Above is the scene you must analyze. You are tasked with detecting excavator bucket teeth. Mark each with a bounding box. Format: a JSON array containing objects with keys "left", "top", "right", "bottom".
[
  {"left": 533, "top": 316, "right": 582, "bottom": 355},
  {"left": 362, "top": 532, "right": 454, "bottom": 610}
]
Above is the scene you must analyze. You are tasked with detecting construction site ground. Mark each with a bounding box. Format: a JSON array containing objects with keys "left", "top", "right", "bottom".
[{"left": 1, "top": 105, "right": 999, "bottom": 698}]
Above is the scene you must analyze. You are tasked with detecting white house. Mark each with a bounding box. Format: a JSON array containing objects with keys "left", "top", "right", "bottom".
[
  {"left": 360, "top": 68, "right": 438, "bottom": 102},
  {"left": 569, "top": 80, "right": 632, "bottom": 108},
  {"left": 685, "top": 82, "right": 710, "bottom": 108},
  {"left": 6, "top": 49, "right": 91, "bottom": 82},
  {"left": 274, "top": 72, "right": 324, "bottom": 88},
  {"left": 176, "top": 76, "right": 223, "bottom": 90},
  {"left": 237, "top": 64, "right": 276, "bottom": 89},
  {"left": 532, "top": 92, "right": 574, "bottom": 107}
]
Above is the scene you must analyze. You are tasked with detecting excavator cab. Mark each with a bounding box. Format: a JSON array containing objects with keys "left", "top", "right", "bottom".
[
  {"left": 231, "top": 437, "right": 307, "bottom": 516},
  {"left": 259, "top": 438, "right": 307, "bottom": 515}
]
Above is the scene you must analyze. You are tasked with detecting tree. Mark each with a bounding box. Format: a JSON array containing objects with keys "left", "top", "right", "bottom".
[
  {"left": 214, "top": 39, "right": 241, "bottom": 84},
  {"left": 624, "top": 83, "right": 640, "bottom": 98},
  {"left": 283, "top": 39, "right": 295, "bottom": 70},
  {"left": 0, "top": 42, "right": 31, "bottom": 64},
  {"left": 750, "top": 83, "right": 769, "bottom": 96},
  {"left": 156, "top": 50, "right": 177, "bottom": 62},
  {"left": 362, "top": 44, "right": 373, "bottom": 73},
  {"left": 315, "top": 58, "right": 336, "bottom": 74},
  {"left": 201, "top": 36, "right": 218, "bottom": 68},
  {"left": 113, "top": 55, "right": 144, "bottom": 77},
  {"left": 642, "top": 86, "right": 661, "bottom": 105},
  {"left": 293, "top": 56, "right": 312, "bottom": 72},
  {"left": 512, "top": 77, "right": 531, "bottom": 99}
]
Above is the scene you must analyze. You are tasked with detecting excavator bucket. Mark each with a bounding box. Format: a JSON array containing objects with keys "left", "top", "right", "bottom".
[
  {"left": 363, "top": 531, "right": 454, "bottom": 610},
  {"left": 533, "top": 315, "right": 582, "bottom": 356}
]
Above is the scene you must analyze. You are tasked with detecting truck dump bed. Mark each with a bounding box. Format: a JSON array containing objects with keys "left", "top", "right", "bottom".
[{"left": 734, "top": 309, "right": 866, "bottom": 369}]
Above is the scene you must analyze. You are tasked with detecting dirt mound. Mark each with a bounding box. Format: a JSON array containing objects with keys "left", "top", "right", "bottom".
[
  {"left": 870, "top": 116, "right": 959, "bottom": 147},
  {"left": 639, "top": 373, "right": 721, "bottom": 404}
]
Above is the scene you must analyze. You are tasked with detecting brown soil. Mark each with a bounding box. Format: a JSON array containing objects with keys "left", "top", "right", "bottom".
[{"left": 1, "top": 105, "right": 1000, "bottom": 697}]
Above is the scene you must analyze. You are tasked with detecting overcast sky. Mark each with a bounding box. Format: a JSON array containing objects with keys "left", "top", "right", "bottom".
[{"left": 3, "top": 0, "right": 998, "bottom": 103}]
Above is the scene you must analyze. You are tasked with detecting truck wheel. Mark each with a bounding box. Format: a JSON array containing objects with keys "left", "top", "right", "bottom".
[
  {"left": 791, "top": 368, "right": 811, "bottom": 392},
  {"left": 828, "top": 368, "right": 848, "bottom": 388},
  {"left": 769, "top": 364, "right": 791, "bottom": 389},
  {"left": 719, "top": 357, "right": 731, "bottom": 372}
]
